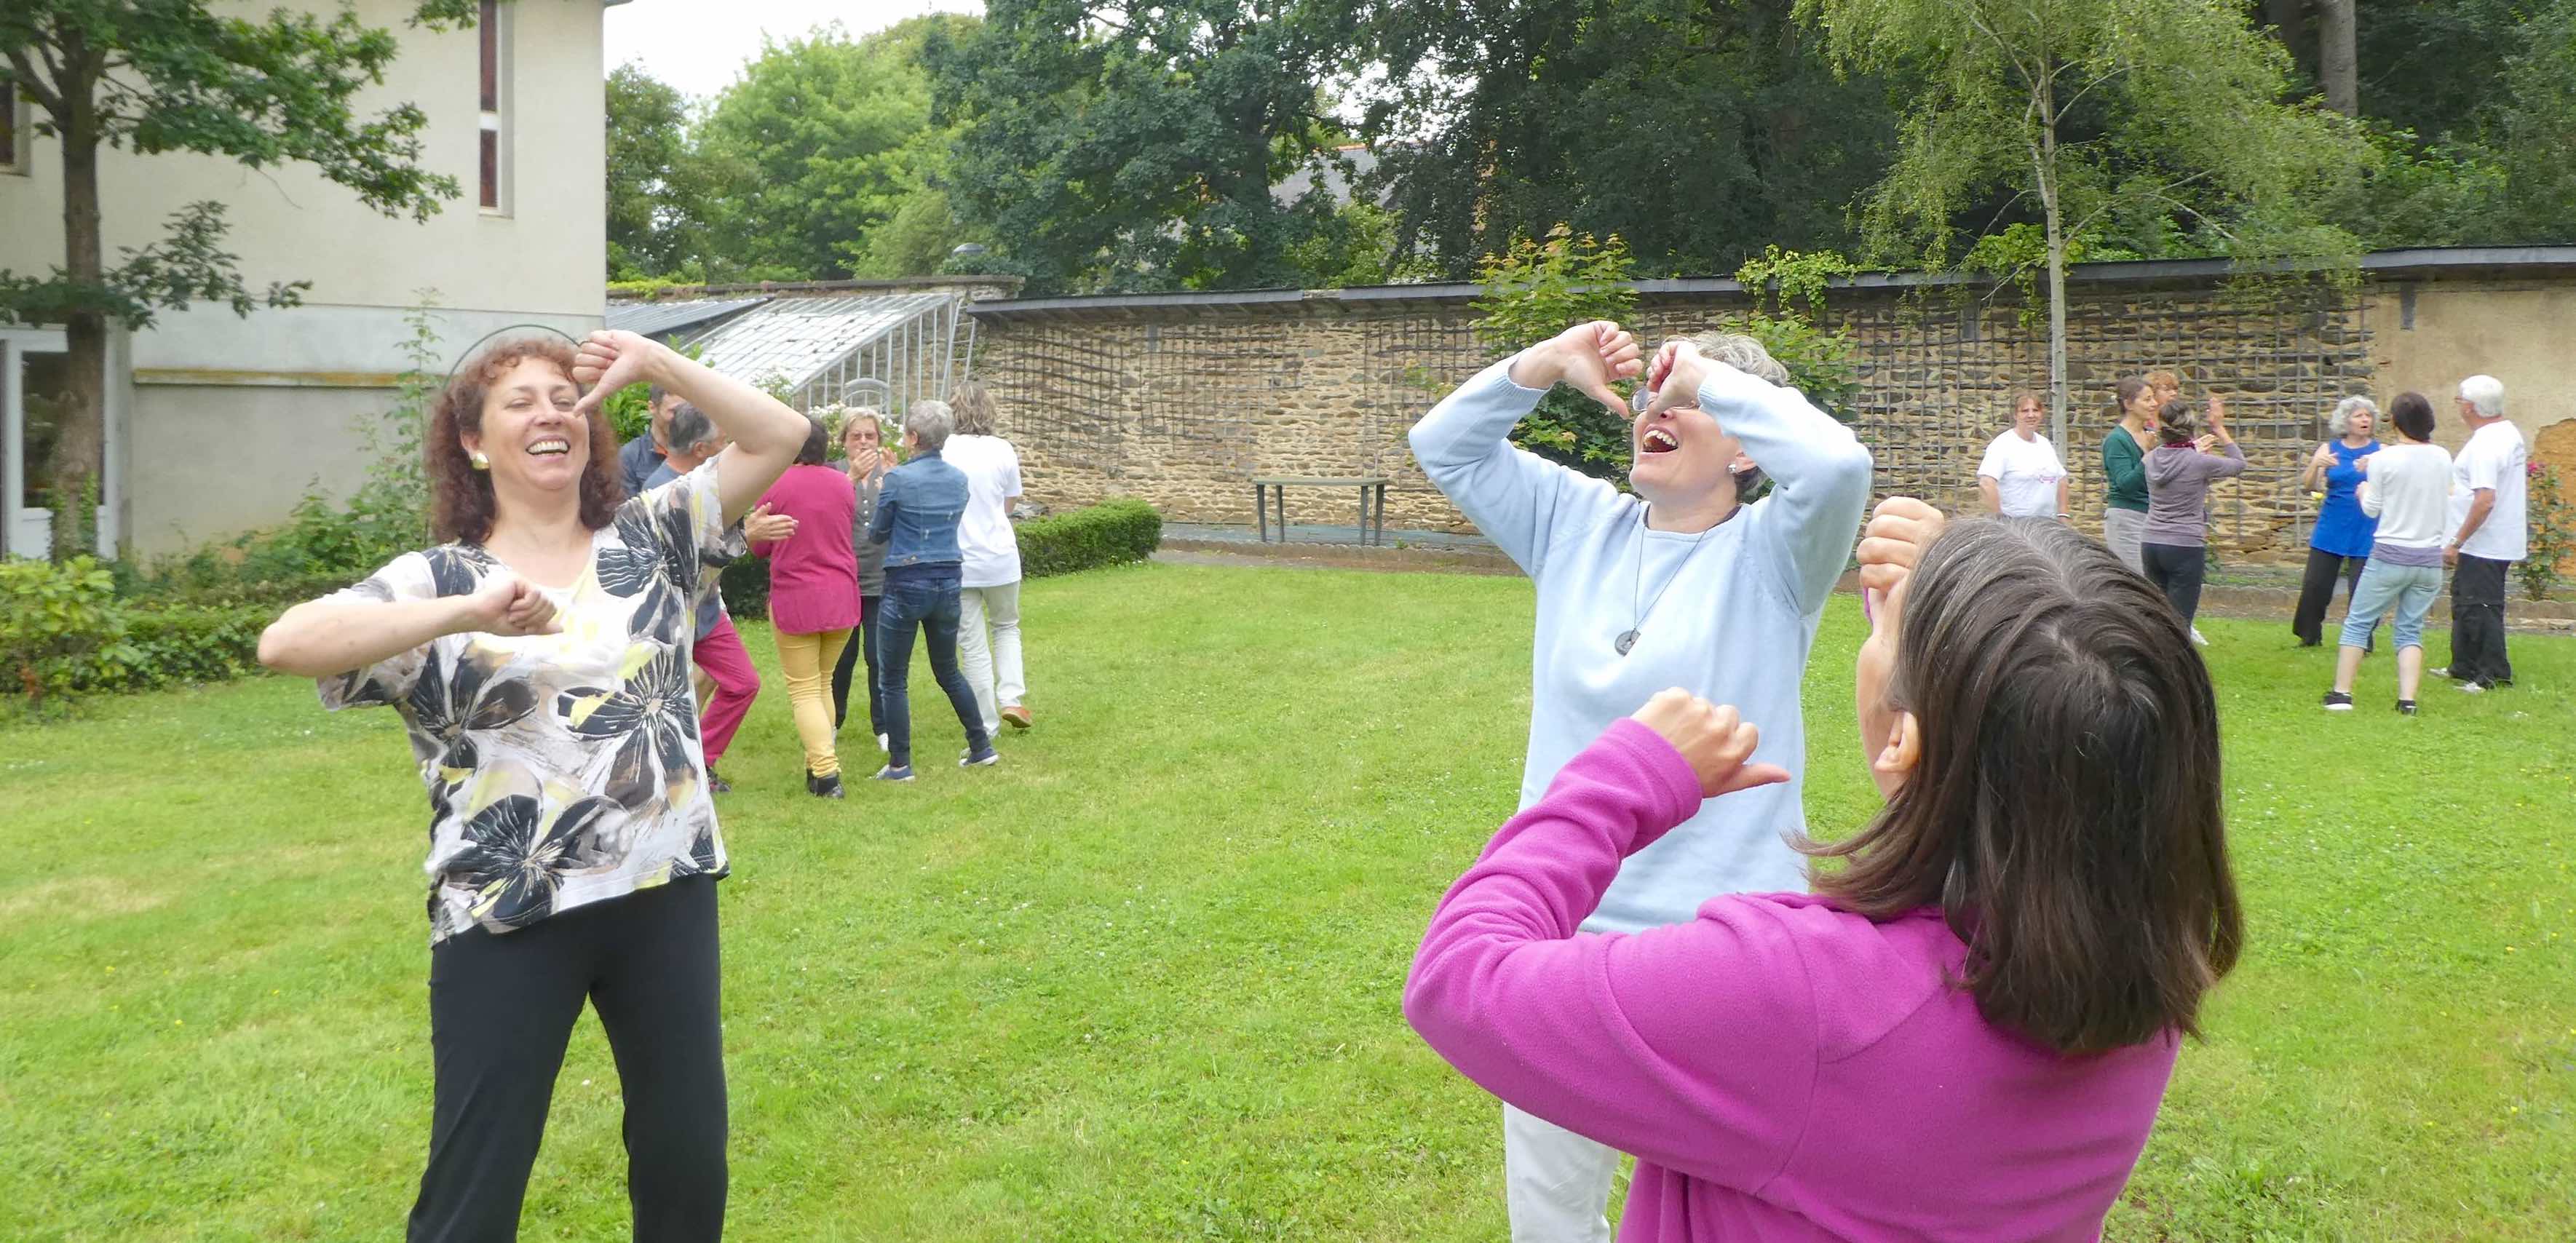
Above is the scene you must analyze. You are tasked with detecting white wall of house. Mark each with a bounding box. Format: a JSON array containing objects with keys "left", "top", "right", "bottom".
[{"left": 0, "top": 0, "right": 612, "bottom": 555}]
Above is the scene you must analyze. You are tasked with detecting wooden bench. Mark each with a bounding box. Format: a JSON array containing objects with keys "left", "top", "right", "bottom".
[{"left": 1251, "top": 476, "right": 1392, "bottom": 546}]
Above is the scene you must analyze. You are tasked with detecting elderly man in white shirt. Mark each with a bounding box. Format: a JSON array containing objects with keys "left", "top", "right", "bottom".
[{"left": 2433, "top": 374, "right": 2528, "bottom": 691}]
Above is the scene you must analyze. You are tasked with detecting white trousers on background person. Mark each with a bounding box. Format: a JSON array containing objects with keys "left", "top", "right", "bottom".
[
  {"left": 1503, "top": 1103, "right": 1619, "bottom": 1243},
  {"left": 957, "top": 580, "right": 1026, "bottom": 734}
]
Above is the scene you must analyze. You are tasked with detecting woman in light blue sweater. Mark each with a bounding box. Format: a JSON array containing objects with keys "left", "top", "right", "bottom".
[{"left": 1408, "top": 320, "right": 1874, "bottom": 1241}]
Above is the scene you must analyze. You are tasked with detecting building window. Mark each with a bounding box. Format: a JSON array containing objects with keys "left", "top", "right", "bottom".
[
  {"left": 477, "top": 0, "right": 509, "bottom": 213},
  {"left": 1, "top": 72, "right": 26, "bottom": 175}
]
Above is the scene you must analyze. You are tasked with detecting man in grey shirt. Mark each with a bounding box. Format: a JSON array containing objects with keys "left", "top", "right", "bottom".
[{"left": 2139, "top": 397, "right": 2245, "bottom": 635}]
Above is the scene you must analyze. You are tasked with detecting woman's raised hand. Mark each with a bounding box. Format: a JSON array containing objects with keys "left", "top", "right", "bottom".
[
  {"left": 1509, "top": 320, "right": 1641, "bottom": 416},
  {"left": 571, "top": 330, "right": 668, "bottom": 417},
  {"left": 1630, "top": 689, "right": 1791, "bottom": 798}
]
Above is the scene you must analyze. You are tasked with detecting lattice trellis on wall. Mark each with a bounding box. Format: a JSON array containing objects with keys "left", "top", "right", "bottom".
[{"left": 974, "top": 317, "right": 1127, "bottom": 479}]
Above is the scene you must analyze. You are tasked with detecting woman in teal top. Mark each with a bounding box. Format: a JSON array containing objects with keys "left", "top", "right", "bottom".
[
  {"left": 2099, "top": 378, "right": 2158, "bottom": 573},
  {"left": 2292, "top": 396, "right": 2383, "bottom": 646}
]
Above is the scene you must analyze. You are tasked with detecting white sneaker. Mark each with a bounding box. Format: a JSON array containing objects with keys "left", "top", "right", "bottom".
[
  {"left": 2428, "top": 666, "right": 2453, "bottom": 680},
  {"left": 2190, "top": 626, "right": 2209, "bottom": 647},
  {"left": 2457, "top": 680, "right": 2486, "bottom": 694}
]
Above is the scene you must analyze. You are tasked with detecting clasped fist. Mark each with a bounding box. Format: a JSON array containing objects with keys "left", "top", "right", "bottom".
[
  {"left": 571, "top": 330, "right": 667, "bottom": 417},
  {"left": 465, "top": 573, "right": 562, "bottom": 638},
  {"left": 1630, "top": 689, "right": 1792, "bottom": 798}
]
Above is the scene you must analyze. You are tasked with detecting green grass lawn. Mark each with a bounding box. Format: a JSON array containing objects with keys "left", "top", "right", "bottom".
[{"left": 4, "top": 561, "right": 2572, "bottom": 1241}]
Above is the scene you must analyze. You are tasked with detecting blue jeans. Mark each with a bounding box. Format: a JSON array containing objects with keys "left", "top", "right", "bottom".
[
  {"left": 2341, "top": 560, "right": 2443, "bottom": 652},
  {"left": 877, "top": 565, "right": 990, "bottom": 768}
]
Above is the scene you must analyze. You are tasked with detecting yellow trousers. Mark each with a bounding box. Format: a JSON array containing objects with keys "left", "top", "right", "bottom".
[{"left": 774, "top": 627, "right": 854, "bottom": 779}]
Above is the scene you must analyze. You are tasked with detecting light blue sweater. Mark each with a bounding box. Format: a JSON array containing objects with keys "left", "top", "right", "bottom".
[{"left": 1411, "top": 359, "right": 1874, "bottom": 934}]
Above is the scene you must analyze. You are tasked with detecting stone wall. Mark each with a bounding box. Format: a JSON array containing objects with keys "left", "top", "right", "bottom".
[{"left": 970, "top": 259, "right": 2572, "bottom": 565}]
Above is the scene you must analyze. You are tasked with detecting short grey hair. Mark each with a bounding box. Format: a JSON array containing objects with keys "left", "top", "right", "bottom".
[
  {"left": 1684, "top": 331, "right": 1792, "bottom": 387},
  {"left": 2327, "top": 395, "right": 2379, "bottom": 438},
  {"left": 665, "top": 402, "right": 717, "bottom": 456},
  {"left": 905, "top": 400, "right": 954, "bottom": 454},
  {"left": 2459, "top": 374, "right": 2505, "bottom": 416}
]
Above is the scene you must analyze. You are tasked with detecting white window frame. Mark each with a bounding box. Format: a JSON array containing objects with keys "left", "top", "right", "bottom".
[{"left": 478, "top": 0, "right": 513, "bottom": 216}]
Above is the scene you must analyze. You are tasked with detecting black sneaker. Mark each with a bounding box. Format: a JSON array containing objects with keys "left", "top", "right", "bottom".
[
  {"left": 2321, "top": 691, "right": 2354, "bottom": 711},
  {"left": 2395, "top": 699, "right": 2417, "bottom": 715},
  {"left": 707, "top": 766, "right": 732, "bottom": 794},
  {"left": 806, "top": 771, "right": 845, "bottom": 799}
]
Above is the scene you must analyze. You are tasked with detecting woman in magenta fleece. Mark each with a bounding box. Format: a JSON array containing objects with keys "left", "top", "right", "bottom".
[{"left": 1406, "top": 504, "right": 2243, "bottom": 1242}]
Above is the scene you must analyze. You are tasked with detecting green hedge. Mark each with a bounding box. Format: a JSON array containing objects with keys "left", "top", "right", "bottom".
[
  {"left": 1018, "top": 498, "right": 1162, "bottom": 579},
  {"left": 112, "top": 603, "right": 272, "bottom": 691}
]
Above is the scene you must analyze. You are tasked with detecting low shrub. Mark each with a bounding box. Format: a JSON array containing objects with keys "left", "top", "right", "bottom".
[
  {"left": 0, "top": 557, "right": 135, "bottom": 705},
  {"left": 1018, "top": 499, "right": 1162, "bottom": 579},
  {"left": 111, "top": 603, "right": 273, "bottom": 691}
]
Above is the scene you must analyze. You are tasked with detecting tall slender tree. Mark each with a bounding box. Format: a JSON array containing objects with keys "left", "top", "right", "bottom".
[
  {"left": 1, "top": 0, "right": 475, "bottom": 558},
  {"left": 1799, "top": 0, "right": 2371, "bottom": 443}
]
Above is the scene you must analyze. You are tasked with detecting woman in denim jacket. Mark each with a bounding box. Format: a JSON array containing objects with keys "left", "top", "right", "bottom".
[{"left": 865, "top": 401, "right": 999, "bottom": 780}]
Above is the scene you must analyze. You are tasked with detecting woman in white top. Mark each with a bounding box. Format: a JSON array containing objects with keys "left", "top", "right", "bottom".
[
  {"left": 2323, "top": 392, "right": 2454, "bottom": 715},
  {"left": 944, "top": 382, "right": 1032, "bottom": 734},
  {"left": 1977, "top": 391, "right": 2070, "bottom": 520}
]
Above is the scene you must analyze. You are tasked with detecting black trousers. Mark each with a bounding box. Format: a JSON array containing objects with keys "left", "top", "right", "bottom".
[
  {"left": 2293, "top": 548, "right": 2374, "bottom": 646},
  {"left": 2141, "top": 541, "right": 2208, "bottom": 627},
  {"left": 2449, "top": 553, "right": 2515, "bottom": 686},
  {"left": 831, "top": 592, "right": 884, "bottom": 735},
  {"left": 409, "top": 877, "right": 726, "bottom": 1243}
]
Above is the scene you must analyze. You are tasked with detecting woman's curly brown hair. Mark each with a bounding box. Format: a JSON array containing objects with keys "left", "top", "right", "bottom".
[{"left": 427, "top": 337, "right": 626, "bottom": 544}]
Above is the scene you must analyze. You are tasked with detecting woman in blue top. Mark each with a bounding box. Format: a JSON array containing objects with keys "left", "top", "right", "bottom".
[{"left": 2291, "top": 396, "right": 2383, "bottom": 648}]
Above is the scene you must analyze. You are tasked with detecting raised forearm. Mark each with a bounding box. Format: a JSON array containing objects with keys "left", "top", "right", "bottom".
[{"left": 259, "top": 597, "right": 471, "bottom": 678}]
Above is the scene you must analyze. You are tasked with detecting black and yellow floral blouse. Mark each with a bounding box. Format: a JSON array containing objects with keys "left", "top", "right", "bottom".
[{"left": 319, "top": 463, "right": 732, "bottom": 945}]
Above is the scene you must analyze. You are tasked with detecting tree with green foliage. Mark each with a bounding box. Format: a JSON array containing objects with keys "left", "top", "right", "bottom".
[
  {"left": 0, "top": 0, "right": 475, "bottom": 559},
  {"left": 606, "top": 63, "right": 704, "bottom": 280},
  {"left": 927, "top": 0, "right": 1370, "bottom": 294},
  {"left": 692, "top": 16, "right": 975, "bottom": 281},
  {"left": 1368, "top": 0, "right": 1898, "bottom": 280},
  {"left": 1470, "top": 228, "right": 1644, "bottom": 480},
  {"left": 1800, "top": 0, "right": 2373, "bottom": 443}
]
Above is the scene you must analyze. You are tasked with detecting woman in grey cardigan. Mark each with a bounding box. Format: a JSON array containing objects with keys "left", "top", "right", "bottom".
[
  {"left": 831, "top": 408, "right": 893, "bottom": 750},
  {"left": 2139, "top": 397, "right": 2244, "bottom": 638}
]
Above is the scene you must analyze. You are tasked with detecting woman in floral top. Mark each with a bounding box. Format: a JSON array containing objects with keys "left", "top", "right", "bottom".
[{"left": 257, "top": 330, "right": 807, "bottom": 1242}]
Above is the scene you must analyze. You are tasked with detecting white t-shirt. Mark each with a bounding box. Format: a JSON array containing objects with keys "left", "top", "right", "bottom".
[
  {"left": 2356, "top": 442, "right": 2452, "bottom": 549},
  {"left": 1977, "top": 430, "right": 2068, "bottom": 518},
  {"left": 2447, "top": 421, "right": 2529, "bottom": 562},
  {"left": 944, "top": 433, "right": 1026, "bottom": 587}
]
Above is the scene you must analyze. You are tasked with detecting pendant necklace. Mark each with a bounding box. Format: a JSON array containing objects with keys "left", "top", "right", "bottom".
[{"left": 1618, "top": 506, "right": 1722, "bottom": 656}]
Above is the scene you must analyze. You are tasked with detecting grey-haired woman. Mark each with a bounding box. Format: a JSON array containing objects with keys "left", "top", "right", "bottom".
[{"left": 2291, "top": 395, "right": 2385, "bottom": 647}]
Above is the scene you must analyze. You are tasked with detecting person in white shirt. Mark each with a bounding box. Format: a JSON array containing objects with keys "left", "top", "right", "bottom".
[
  {"left": 944, "top": 382, "right": 1034, "bottom": 733},
  {"left": 2434, "top": 374, "right": 2528, "bottom": 691},
  {"left": 2323, "top": 392, "right": 2452, "bottom": 714},
  {"left": 1976, "top": 391, "right": 2071, "bottom": 520}
]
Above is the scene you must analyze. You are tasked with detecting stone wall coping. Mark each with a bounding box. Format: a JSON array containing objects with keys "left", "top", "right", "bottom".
[
  {"left": 611, "top": 275, "right": 1026, "bottom": 303},
  {"left": 966, "top": 245, "right": 2576, "bottom": 321}
]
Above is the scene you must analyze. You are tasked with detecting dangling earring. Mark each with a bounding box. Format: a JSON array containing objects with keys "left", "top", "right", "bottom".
[{"left": 469, "top": 450, "right": 491, "bottom": 472}]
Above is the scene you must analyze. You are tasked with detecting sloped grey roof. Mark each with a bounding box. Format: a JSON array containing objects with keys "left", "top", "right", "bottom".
[
  {"left": 685, "top": 292, "right": 961, "bottom": 394},
  {"left": 605, "top": 296, "right": 771, "bottom": 341}
]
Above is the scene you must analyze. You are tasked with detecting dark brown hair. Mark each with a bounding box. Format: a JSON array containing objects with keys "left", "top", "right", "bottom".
[
  {"left": 427, "top": 337, "right": 625, "bottom": 544},
  {"left": 2390, "top": 391, "right": 2436, "bottom": 442},
  {"left": 1804, "top": 518, "right": 2242, "bottom": 1054},
  {"left": 794, "top": 415, "right": 830, "bottom": 466},
  {"left": 2112, "top": 377, "right": 2150, "bottom": 419},
  {"left": 2155, "top": 400, "right": 2197, "bottom": 445}
]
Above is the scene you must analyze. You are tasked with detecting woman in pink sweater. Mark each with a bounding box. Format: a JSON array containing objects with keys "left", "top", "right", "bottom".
[
  {"left": 1406, "top": 504, "right": 2242, "bottom": 1242},
  {"left": 750, "top": 416, "right": 861, "bottom": 798}
]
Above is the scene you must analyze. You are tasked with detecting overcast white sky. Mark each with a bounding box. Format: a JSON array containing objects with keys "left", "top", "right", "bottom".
[{"left": 605, "top": 0, "right": 984, "bottom": 100}]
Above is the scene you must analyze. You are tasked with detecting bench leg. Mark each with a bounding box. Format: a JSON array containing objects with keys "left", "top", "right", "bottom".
[{"left": 1255, "top": 485, "right": 1267, "bottom": 543}]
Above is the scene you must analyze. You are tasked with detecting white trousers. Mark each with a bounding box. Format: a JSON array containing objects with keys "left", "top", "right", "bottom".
[
  {"left": 956, "top": 580, "right": 1025, "bottom": 734},
  {"left": 1503, "top": 1103, "right": 1618, "bottom": 1243}
]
